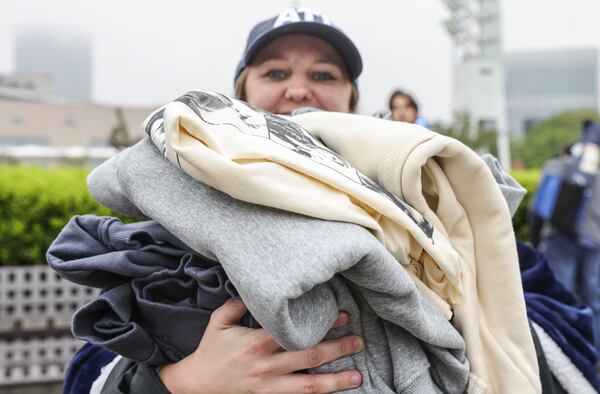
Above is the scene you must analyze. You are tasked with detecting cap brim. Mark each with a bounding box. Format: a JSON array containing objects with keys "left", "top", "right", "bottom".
[{"left": 244, "top": 22, "right": 362, "bottom": 81}]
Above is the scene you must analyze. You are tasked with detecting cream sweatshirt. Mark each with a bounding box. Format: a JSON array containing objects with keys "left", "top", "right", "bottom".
[{"left": 145, "top": 90, "right": 540, "bottom": 393}]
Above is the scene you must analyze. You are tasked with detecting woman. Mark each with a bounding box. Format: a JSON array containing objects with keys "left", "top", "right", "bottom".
[
  {"left": 160, "top": 12, "right": 365, "bottom": 393},
  {"left": 70, "top": 8, "right": 367, "bottom": 394},
  {"left": 388, "top": 89, "right": 429, "bottom": 127},
  {"left": 389, "top": 90, "right": 418, "bottom": 124}
]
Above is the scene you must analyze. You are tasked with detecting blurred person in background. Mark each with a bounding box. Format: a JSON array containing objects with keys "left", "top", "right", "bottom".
[
  {"left": 530, "top": 121, "right": 600, "bottom": 360},
  {"left": 388, "top": 89, "right": 429, "bottom": 127}
]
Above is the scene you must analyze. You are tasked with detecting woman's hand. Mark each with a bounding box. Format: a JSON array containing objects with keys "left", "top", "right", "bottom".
[{"left": 159, "top": 298, "right": 364, "bottom": 394}]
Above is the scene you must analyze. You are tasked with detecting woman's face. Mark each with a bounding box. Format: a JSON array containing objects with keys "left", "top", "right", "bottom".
[
  {"left": 391, "top": 95, "right": 418, "bottom": 123},
  {"left": 244, "top": 35, "right": 353, "bottom": 114}
]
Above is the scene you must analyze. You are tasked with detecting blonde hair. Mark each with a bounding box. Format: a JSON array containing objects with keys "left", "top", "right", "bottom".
[{"left": 233, "top": 68, "right": 359, "bottom": 113}]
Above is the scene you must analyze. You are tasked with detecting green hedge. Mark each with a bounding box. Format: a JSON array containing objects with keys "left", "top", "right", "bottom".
[
  {"left": 0, "top": 165, "right": 134, "bottom": 266},
  {"left": 0, "top": 165, "right": 542, "bottom": 266}
]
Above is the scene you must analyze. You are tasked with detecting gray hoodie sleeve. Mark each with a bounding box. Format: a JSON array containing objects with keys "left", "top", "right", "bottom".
[
  {"left": 87, "top": 150, "right": 146, "bottom": 218},
  {"left": 480, "top": 153, "right": 527, "bottom": 218}
]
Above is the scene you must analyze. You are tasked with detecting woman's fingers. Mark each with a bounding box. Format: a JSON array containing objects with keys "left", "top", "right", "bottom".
[
  {"left": 270, "top": 334, "right": 364, "bottom": 374},
  {"left": 271, "top": 370, "right": 363, "bottom": 394},
  {"left": 331, "top": 311, "right": 349, "bottom": 328},
  {"left": 209, "top": 298, "right": 248, "bottom": 328},
  {"left": 159, "top": 300, "right": 364, "bottom": 393}
]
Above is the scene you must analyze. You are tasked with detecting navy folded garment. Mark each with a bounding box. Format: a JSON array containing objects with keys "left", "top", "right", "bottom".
[
  {"left": 62, "top": 343, "right": 117, "bottom": 394},
  {"left": 47, "top": 215, "right": 259, "bottom": 365},
  {"left": 518, "top": 242, "right": 600, "bottom": 391}
]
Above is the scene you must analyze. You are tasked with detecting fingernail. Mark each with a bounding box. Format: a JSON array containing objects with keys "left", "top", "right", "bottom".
[
  {"left": 351, "top": 373, "right": 362, "bottom": 386},
  {"left": 353, "top": 337, "right": 363, "bottom": 352},
  {"left": 229, "top": 298, "right": 244, "bottom": 308}
]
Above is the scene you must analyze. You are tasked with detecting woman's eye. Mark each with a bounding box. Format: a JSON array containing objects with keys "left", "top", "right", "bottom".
[
  {"left": 312, "top": 72, "right": 335, "bottom": 81},
  {"left": 266, "top": 70, "right": 286, "bottom": 80}
]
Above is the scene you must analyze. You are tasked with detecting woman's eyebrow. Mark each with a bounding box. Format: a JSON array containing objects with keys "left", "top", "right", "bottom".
[
  {"left": 313, "top": 58, "right": 343, "bottom": 67},
  {"left": 252, "top": 52, "right": 286, "bottom": 65}
]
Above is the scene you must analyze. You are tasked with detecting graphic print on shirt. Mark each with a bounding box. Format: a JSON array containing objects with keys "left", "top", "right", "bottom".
[
  {"left": 261, "top": 112, "right": 434, "bottom": 240},
  {"left": 174, "top": 91, "right": 360, "bottom": 182},
  {"left": 167, "top": 90, "right": 434, "bottom": 241},
  {"left": 261, "top": 110, "right": 363, "bottom": 183},
  {"left": 145, "top": 108, "right": 166, "bottom": 154},
  {"left": 175, "top": 91, "right": 269, "bottom": 136},
  {"left": 357, "top": 172, "right": 434, "bottom": 239}
]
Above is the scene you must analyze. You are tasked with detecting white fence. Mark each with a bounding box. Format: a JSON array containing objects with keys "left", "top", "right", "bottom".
[{"left": 0, "top": 266, "right": 99, "bottom": 387}]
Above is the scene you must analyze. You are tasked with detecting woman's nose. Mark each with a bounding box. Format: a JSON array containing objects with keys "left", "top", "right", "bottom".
[{"left": 284, "top": 82, "right": 313, "bottom": 102}]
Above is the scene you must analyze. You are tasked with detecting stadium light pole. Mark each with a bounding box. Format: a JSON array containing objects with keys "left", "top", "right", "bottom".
[{"left": 442, "top": 0, "right": 512, "bottom": 169}]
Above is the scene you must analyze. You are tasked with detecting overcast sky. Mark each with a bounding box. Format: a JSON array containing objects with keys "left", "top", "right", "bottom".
[{"left": 1, "top": 0, "right": 599, "bottom": 121}]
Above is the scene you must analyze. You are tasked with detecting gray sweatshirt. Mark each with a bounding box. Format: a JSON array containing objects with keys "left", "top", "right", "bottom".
[{"left": 87, "top": 139, "right": 470, "bottom": 393}]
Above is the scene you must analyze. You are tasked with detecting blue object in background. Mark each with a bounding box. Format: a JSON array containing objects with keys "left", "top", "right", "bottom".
[{"left": 415, "top": 116, "right": 429, "bottom": 128}]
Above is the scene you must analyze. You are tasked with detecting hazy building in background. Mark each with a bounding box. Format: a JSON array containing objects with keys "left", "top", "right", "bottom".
[
  {"left": 0, "top": 97, "right": 150, "bottom": 148},
  {"left": 505, "top": 48, "right": 599, "bottom": 138},
  {"left": 444, "top": 0, "right": 511, "bottom": 169},
  {"left": 0, "top": 73, "right": 53, "bottom": 94},
  {"left": 0, "top": 28, "right": 154, "bottom": 155},
  {"left": 15, "top": 29, "right": 92, "bottom": 101}
]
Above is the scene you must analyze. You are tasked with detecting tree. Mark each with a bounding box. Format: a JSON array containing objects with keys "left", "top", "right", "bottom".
[
  {"left": 511, "top": 109, "right": 600, "bottom": 168},
  {"left": 109, "top": 107, "right": 131, "bottom": 150},
  {"left": 430, "top": 111, "right": 498, "bottom": 156}
]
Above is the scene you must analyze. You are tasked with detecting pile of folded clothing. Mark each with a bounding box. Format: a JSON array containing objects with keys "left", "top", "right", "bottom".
[{"left": 49, "top": 90, "right": 544, "bottom": 393}]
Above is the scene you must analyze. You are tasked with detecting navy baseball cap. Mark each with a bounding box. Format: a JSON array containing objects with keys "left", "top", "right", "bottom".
[{"left": 234, "top": 8, "right": 363, "bottom": 83}]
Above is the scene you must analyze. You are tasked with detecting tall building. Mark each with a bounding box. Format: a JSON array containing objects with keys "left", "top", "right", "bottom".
[
  {"left": 505, "top": 48, "right": 599, "bottom": 138},
  {"left": 15, "top": 29, "right": 92, "bottom": 101}
]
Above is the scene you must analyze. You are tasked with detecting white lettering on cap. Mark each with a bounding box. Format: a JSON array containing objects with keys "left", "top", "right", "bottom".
[
  {"left": 296, "top": 7, "right": 331, "bottom": 24},
  {"left": 273, "top": 8, "right": 301, "bottom": 27},
  {"left": 273, "top": 8, "right": 332, "bottom": 27}
]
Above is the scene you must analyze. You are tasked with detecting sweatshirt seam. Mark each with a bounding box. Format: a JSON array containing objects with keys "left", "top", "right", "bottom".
[
  {"left": 398, "top": 364, "right": 432, "bottom": 393},
  {"left": 378, "top": 133, "right": 436, "bottom": 200}
]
